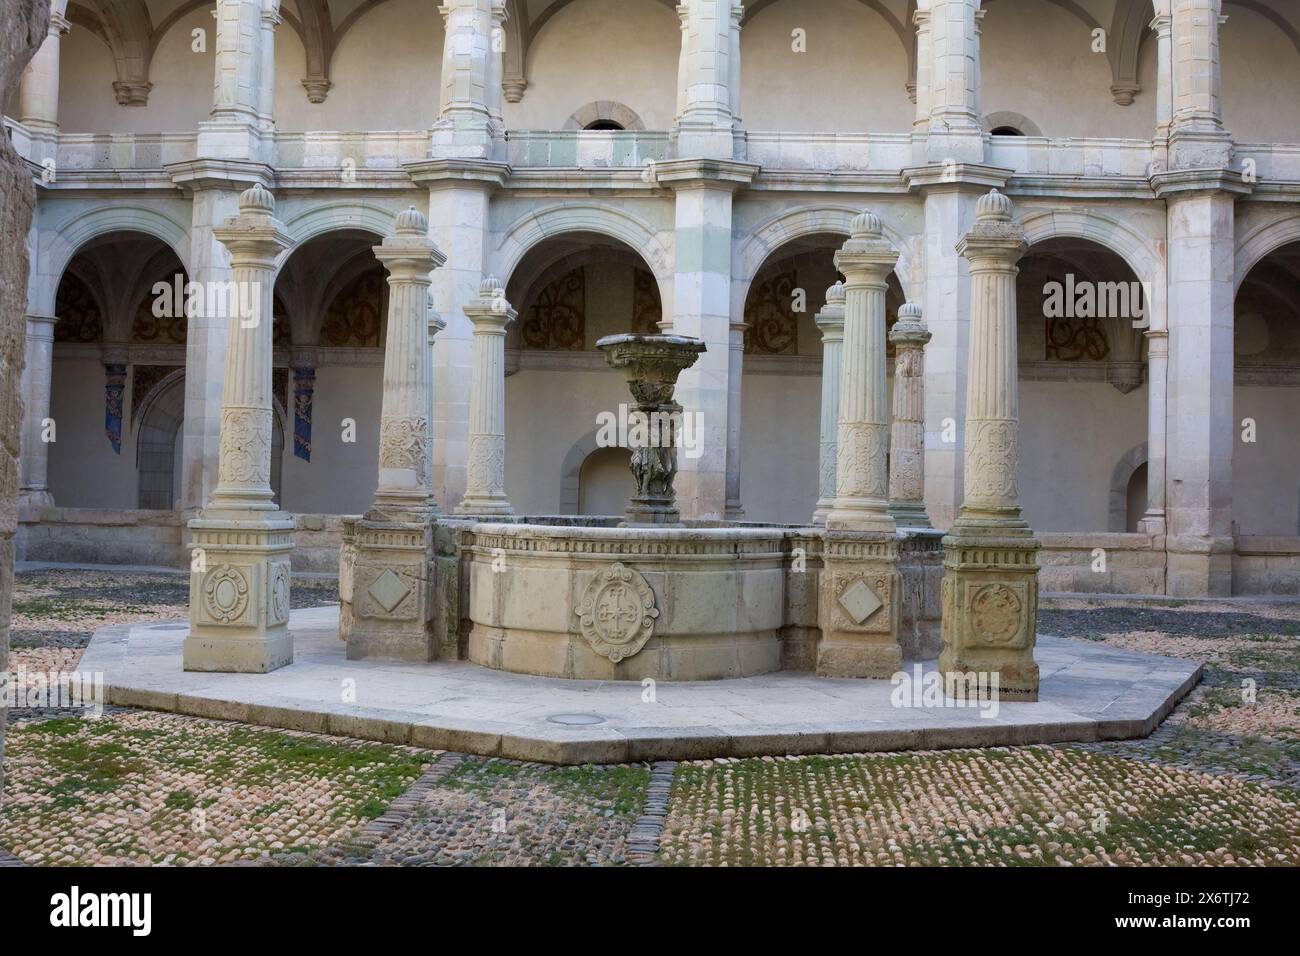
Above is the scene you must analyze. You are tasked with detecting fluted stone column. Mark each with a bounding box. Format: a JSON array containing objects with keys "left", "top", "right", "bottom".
[
  {"left": 17, "top": 1, "right": 68, "bottom": 165},
  {"left": 724, "top": 317, "right": 745, "bottom": 520},
  {"left": 346, "top": 207, "right": 447, "bottom": 662},
  {"left": 256, "top": 0, "right": 281, "bottom": 132},
  {"left": 432, "top": 0, "right": 499, "bottom": 159},
  {"left": 818, "top": 213, "right": 903, "bottom": 678},
  {"left": 812, "top": 282, "right": 845, "bottom": 526},
  {"left": 1139, "top": 329, "right": 1169, "bottom": 535},
  {"left": 374, "top": 208, "right": 447, "bottom": 514},
  {"left": 827, "top": 213, "right": 897, "bottom": 535},
  {"left": 18, "top": 313, "right": 56, "bottom": 511},
  {"left": 674, "top": 0, "right": 740, "bottom": 159},
  {"left": 888, "top": 303, "right": 933, "bottom": 529},
  {"left": 457, "top": 276, "right": 515, "bottom": 515},
  {"left": 941, "top": 189, "right": 1039, "bottom": 700},
  {"left": 184, "top": 184, "right": 293, "bottom": 673}
]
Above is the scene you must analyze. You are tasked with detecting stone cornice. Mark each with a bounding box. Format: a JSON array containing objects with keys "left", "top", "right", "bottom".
[
  {"left": 650, "top": 158, "right": 760, "bottom": 191},
  {"left": 1150, "top": 166, "right": 1254, "bottom": 199},
  {"left": 403, "top": 158, "right": 512, "bottom": 190},
  {"left": 903, "top": 163, "right": 1013, "bottom": 194},
  {"left": 749, "top": 169, "right": 908, "bottom": 193},
  {"left": 166, "top": 159, "right": 275, "bottom": 194}
]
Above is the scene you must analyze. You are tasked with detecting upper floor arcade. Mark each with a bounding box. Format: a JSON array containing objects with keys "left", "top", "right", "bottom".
[{"left": 5, "top": 0, "right": 1300, "bottom": 190}]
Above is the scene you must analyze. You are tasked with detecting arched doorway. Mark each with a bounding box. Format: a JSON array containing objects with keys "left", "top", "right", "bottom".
[
  {"left": 273, "top": 229, "right": 386, "bottom": 515},
  {"left": 502, "top": 231, "right": 663, "bottom": 514},
  {"left": 1015, "top": 237, "right": 1149, "bottom": 531},
  {"left": 1233, "top": 239, "right": 1300, "bottom": 536},
  {"left": 578, "top": 446, "right": 635, "bottom": 516},
  {"left": 737, "top": 231, "right": 906, "bottom": 524}
]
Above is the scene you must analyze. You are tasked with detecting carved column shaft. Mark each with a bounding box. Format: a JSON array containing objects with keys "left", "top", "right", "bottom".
[
  {"left": 18, "top": 7, "right": 67, "bottom": 133},
  {"left": 1140, "top": 329, "right": 1168, "bottom": 534},
  {"left": 724, "top": 318, "right": 745, "bottom": 519},
  {"left": 207, "top": 186, "right": 290, "bottom": 513},
  {"left": 185, "top": 184, "right": 295, "bottom": 675},
  {"left": 828, "top": 212, "right": 898, "bottom": 534},
  {"left": 888, "top": 302, "right": 932, "bottom": 528},
  {"left": 457, "top": 277, "right": 515, "bottom": 514},
  {"left": 812, "top": 282, "right": 845, "bottom": 526},
  {"left": 941, "top": 189, "right": 1039, "bottom": 701},
  {"left": 18, "top": 313, "right": 57, "bottom": 508},
  {"left": 373, "top": 207, "right": 445, "bottom": 513},
  {"left": 257, "top": 0, "right": 281, "bottom": 130}
]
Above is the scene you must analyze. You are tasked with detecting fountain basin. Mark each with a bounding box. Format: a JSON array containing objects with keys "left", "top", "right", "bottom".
[{"left": 465, "top": 522, "right": 787, "bottom": 680}]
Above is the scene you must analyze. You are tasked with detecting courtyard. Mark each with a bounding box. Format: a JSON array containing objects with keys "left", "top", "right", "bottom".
[{"left": 3, "top": 567, "right": 1296, "bottom": 868}]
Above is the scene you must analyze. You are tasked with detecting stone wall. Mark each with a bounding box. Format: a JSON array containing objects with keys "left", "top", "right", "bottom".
[
  {"left": 1038, "top": 532, "right": 1166, "bottom": 595},
  {"left": 1, "top": 0, "right": 51, "bottom": 803}
]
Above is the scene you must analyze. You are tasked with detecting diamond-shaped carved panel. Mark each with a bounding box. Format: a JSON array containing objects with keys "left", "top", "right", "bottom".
[
  {"left": 367, "top": 568, "right": 412, "bottom": 615},
  {"left": 838, "top": 577, "right": 882, "bottom": 625}
]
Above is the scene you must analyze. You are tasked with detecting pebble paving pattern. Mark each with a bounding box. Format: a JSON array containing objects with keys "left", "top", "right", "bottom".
[{"left": 4, "top": 573, "right": 1300, "bottom": 867}]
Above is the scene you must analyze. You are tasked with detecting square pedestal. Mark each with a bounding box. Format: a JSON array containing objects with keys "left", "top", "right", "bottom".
[
  {"left": 345, "top": 513, "right": 437, "bottom": 662},
  {"left": 817, "top": 531, "right": 902, "bottom": 678},
  {"left": 939, "top": 530, "right": 1041, "bottom": 700},
  {"left": 184, "top": 515, "right": 295, "bottom": 673}
]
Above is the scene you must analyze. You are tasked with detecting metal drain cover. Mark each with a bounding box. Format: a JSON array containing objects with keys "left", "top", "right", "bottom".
[{"left": 546, "top": 713, "right": 606, "bottom": 726}]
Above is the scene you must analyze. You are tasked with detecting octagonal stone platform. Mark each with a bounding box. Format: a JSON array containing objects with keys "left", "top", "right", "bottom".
[{"left": 80, "top": 606, "right": 1202, "bottom": 765}]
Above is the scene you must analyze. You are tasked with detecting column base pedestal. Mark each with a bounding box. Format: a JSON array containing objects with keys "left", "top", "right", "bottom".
[
  {"left": 455, "top": 496, "right": 514, "bottom": 517},
  {"left": 939, "top": 525, "right": 1041, "bottom": 701},
  {"left": 1166, "top": 534, "right": 1234, "bottom": 597},
  {"left": 344, "top": 513, "right": 437, "bottom": 662},
  {"left": 185, "top": 512, "right": 295, "bottom": 673},
  {"left": 888, "top": 502, "right": 933, "bottom": 529},
  {"left": 817, "top": 530, "right": 902, "bottom": 678}
]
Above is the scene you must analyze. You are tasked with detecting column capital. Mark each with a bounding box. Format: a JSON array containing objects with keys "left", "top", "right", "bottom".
[
  {"left": 25, "top": 312, "right": 58, "bottom": 329},
  {"left": 814, "top": 281, "right": 846, "bottom": 339},
  {"left": 833, "top": 211, "right": 899, "bottom": 282},
  {"left": 955, "top": 190, "right": 1028, "bottom": 265},
  {"left": 49, "top": 10, "right": 70, "bottom": 35},
  {"left": 463, "top": 275, "right": 517, "bottom": 332},
  {"left": 372, "top": 206, "right": 447, "bottom": 276},
  {"left": 889, "top": 302, "right": 931, "bottom": 349},
  {"left": 212, "top": 184, "right": 292, "bottom": 263}
]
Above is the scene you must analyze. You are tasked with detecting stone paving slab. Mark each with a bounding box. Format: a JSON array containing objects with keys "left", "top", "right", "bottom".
[{"left": 79, "top": 606, "right": 1203, "bottom": 764}]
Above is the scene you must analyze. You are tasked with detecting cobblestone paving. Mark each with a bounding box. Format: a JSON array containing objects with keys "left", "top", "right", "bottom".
[
  {"left": 0, "top": 711, "right": 432, "bottom": 865},
  {"left": 5, "top": 571, "right": 1300, "bottom": 867},
  {"left": 289, "top": 758, "right": 652, "bottom": 867}
]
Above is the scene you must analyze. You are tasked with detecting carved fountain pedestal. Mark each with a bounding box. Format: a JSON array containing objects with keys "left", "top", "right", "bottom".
[{"left": 595, "top": 333, "right": 706, "bottom": 526}]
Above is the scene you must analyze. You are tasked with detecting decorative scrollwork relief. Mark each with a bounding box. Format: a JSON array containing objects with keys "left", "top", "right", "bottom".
[{"left": 575, "top": 563, "right": 659, "bottom": 663}]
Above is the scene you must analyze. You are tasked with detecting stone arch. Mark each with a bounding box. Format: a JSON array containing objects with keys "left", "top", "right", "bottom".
[
  {"left": 983, "top": 111, "right": 1042, "bottom": 136},
  {"left": 563, "top": 100, "right": 646, "bottom": 130},
  {"left": 134, "top": 369, "right": 186, "bottom": 510},
  {"left": 1109, "top": 441, "right": 1148, "bottom": 532},
  {"left": 733, "top": 205, "right": 920, "bottom": 319},
  {"left": 39, "top": 205, "right": 192, "bottom": 316},
  {"left": 559, "top": 427, "right": 607, "bottom": 514},
  {"left": 493, "top": 202, "right": 675, "bottom": 309},
  {"left": 1235, "top": 212, "right": 1300, "bottom": 291},
  {"left": 278, "top": 200, "right": 403, "bottom": 270},
  {"left": 1019, "top": 208, "right": 1166, "bottom": 332}
]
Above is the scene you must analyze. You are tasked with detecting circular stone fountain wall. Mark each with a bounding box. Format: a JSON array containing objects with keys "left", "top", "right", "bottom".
[{"left": 465, "top": 523, "right": 787, "bottom": 680}]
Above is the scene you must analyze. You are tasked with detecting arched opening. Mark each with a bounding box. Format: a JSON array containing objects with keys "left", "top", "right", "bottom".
[
  {"left": 990, "top": 126, "right": 1025, "bottom": 136},
  {"left": 273, "top": 229, "right": 386, "bottom": 515},
  {"left": 502, "top": 231, "right": 663, "bottom": 514},
  {"left": 738, "top": 231, "right": 905, "bottom": 524},
  {"left": 1015, "top": 236, "right": 1149, "bottom": 531},
  {"left": 584, "top": 120, "right": 624, "bottom": 131},
  {"left": 1126, "top": 462, "right": 1148, "bottom": 534},
  {"left": 1233, "top": 239, "right": 1300, "bottom": 536},
  {"left": 578, "top": 446, "right": 635, "bottom": 516},
  {"left": 47, "top": 231, "right": 187, "bottom": 510}
]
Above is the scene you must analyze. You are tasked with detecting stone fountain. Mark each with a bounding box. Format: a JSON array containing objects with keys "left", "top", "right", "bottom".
[{"left": 595, "top": 333, "right": 706, "bottom": 526}]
